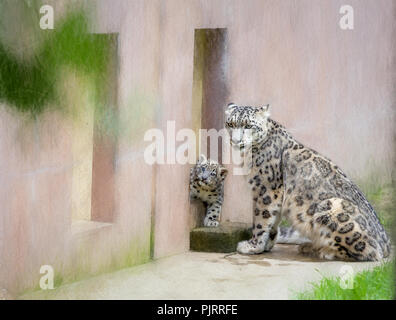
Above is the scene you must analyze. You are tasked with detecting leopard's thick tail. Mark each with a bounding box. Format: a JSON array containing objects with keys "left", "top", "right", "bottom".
[{"left": 276, "top": 226, "right": 310, "bottom": 244}]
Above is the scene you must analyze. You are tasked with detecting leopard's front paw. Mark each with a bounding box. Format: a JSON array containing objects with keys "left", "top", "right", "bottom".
[
  {"left": 204, "top": 217, "right": 219, "bottom": 227},
  {"left": 237, "top": 240, "right": 265, "bottom": 254}
]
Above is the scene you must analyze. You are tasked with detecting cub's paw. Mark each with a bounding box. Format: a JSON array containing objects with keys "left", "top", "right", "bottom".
[
  {"left": 237, "top": 240, "right": 265, "bottom": 254},
  {"left": 204, "top": 217, "right": 219, "bottom": 227}
]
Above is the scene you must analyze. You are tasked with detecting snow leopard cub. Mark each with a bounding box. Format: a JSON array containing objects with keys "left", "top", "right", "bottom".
[{"left": 189, "top": 155, "right": 228, "bottom": 227}]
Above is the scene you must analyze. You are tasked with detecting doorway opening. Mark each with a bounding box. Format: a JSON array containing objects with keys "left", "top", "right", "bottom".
[
  {"left": 190, "top": 28, "right": 228, "bottom": 227},
  {"left": 192, "top": 28, "right": 228, "bottom": 163}
]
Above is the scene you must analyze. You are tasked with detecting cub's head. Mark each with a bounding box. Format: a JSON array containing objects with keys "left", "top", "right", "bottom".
[
  {"left": 191, "top": 155, "right": 228, "bottom": 188},
  {"left": 225, "top": 103, "right": 270, "bottom": 150}
]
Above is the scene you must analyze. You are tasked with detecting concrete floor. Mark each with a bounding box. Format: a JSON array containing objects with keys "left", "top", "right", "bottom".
[{"left": 19, "top": 244, "right": 383, "bottom": 300}]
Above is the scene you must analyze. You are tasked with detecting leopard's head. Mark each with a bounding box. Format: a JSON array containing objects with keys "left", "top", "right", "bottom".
[
  {"left": 225, "top": 103, "right": 270, "bottom": 150},
  {"left": 192, "top": 155, "right": 228, "bottom": 188}
]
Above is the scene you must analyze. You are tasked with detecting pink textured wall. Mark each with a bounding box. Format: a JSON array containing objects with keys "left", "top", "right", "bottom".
[
  {"left": 0, "top": 0, "right": 395, "bottom": 294},
  {"left": 0, "top": 109, "right": 73, "bottom": 293}
]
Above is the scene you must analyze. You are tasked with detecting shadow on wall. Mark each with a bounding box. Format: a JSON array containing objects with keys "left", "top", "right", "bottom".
[{"left": 190, "top": 28, "right": 229, "bottom": 226}]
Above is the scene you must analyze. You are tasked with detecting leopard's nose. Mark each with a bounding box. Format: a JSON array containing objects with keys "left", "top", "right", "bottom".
[
  {"left": 231, "top": 137, "right": 240, "bottom": 144},
  {"left": 202, "top": 172, "right": 209, "bottom": 179}
]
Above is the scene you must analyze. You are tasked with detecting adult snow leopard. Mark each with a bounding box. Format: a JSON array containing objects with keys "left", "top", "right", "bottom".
[{"left": 225, "top": 103, "right": 390, "bottom": 261}]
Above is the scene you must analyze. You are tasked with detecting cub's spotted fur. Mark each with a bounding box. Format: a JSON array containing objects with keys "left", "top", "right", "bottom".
[
  {"left": 225, "top": 103, "right": 391, "bottom": 261},
  {"left": 190, "top": 155, "right": 228, "bottom": 227}
]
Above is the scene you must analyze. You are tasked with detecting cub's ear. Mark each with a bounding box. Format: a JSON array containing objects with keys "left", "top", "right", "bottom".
[
  {"left": 198, "top": 154, "right": 207, "bottom": 163},
  {"left": 256, "top": 104, "right": 270, "bottom": 117},
  {"left": 219, "top": 167, "right": 228, "bottom": 179},
  {"left": 225, "top": 102, "right": 237, "bottom": 117}
]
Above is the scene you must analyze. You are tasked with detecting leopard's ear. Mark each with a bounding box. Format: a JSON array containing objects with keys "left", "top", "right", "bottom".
[
  {"left": 198, "top": 154, "right": 207, "bottom": 164},
  {"left": 256, "top": 104, "right": 270, "bottom": 118},
  {"left": 225, "top": 102, "right": 237, "bottom": 117},
  {"left": 219, "top": 166, "right": 228, "bottom": 179}
]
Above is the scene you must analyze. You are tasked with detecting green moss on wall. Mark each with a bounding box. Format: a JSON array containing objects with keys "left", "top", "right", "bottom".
[{"left": 0, "top": 5, "right": 110, "bottom": 116}]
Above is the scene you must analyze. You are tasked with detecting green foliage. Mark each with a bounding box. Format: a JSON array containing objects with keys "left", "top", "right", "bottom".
[
  {"left": 0, "top": 44, "right": 53, "bottom": 114},
  {"left": 0, "top": 8, "right": 110, "bottom": 115},
  {"left": 365, "top": 185, "right": 395, "bottom": 230},
  {"left": 296, "top": 261, "right": 395, "bottom": 300}
]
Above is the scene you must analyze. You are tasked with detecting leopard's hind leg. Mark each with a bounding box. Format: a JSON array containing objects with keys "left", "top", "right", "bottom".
[{"left": 298, "top": 198, "right": 386, "bottom": 261}]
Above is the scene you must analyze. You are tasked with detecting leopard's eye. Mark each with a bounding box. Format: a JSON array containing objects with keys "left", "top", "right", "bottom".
[{"left": 245, "top": 124, "right": 252, "bottom": 129}]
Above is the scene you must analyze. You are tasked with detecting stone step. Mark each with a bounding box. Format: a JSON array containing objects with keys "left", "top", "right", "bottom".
[{"left": 190, "top": 222, "right": 252, "bottom": 253}]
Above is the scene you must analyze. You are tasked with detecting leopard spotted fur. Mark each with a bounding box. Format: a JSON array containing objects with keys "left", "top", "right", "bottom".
[
  {"left": 189, "top": 155, "right": 228, "bottom": 227},
  {"left": 225, "top": 103, "right": 391, "bottom": 261}
]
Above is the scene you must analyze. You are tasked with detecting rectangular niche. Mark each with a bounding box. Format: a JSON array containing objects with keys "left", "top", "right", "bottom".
[
  {"left": 190, "top": 28, "right": 228, "bottom": 228},
  {"left": 71, "top": 33, "right": 119, "bottom": 235},
  {"left": 191, "top": 28, "right": 228, "bottom": 164}
]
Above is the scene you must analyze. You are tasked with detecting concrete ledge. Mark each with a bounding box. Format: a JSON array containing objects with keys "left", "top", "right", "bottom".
[{"left": 190, "top": 222, "right": 252, "bottom": 253}]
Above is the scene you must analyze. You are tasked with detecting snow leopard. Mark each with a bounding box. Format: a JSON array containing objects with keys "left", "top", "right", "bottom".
[
  {"left": 225, "top": 103, "right": 391, "bottom": 261},
  {"left": 189, "top": 155, "right": 228, "bottom": 227}
]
